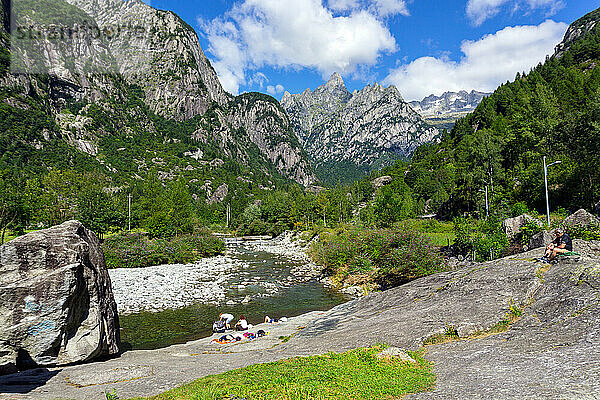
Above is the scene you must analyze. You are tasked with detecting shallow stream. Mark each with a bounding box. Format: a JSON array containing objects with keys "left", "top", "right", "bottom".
[{"left": 118, "top": 238, "right": 348, "bottom": 350}]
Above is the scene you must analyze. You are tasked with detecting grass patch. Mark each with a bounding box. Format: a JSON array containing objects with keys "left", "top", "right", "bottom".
[
  {"left": 423, "top": 325, "right": 460, "bottom": 346},
  {"left": 135, "top": 345, "right": 435, "bottom": 400},
  {"left": 424, "top": 232, "right": 456, "bottom": 247}
]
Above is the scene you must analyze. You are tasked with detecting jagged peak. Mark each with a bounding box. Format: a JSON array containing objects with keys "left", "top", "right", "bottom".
[
  {"left": 384, "top": 85, "right": 404, "bottom": 101},
  {"left": 325, "top": 72, "right": 345, "bottom": 88},
  {"left": 281, "top": 91, "right": 292, "bottom": 103}
]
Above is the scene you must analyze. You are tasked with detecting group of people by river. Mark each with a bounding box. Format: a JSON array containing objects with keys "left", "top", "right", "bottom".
[{"left": 213, "top": 313, "right": 288, "bottom": 333}]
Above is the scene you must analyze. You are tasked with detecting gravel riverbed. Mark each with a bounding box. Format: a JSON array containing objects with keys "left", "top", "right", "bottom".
[{"left": 108, "top": 233, "right": 321, "bottom": 315}]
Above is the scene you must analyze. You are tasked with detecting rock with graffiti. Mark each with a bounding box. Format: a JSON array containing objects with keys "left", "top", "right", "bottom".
[{"left": 0, "top": 221, "right": 120, "bottom": 375}]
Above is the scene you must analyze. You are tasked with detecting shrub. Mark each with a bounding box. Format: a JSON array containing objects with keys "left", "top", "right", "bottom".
[
  {"left": 102, "top": 232, "right": 225, "bottom": 269},
  {"left": 510, "top": 202, "right": 529, "bottom": 217},
  {"left": 519, "top": 220, "right": 543, "bottom": 244},
  {"left": 566, "top": 223, "right": 600, "bottom": 240},
  {"left": 310, "top": 226, "right": 445, "bottom": 289},
  {"left": 453, "top": 217, "right": 508, "bottom": 262}
]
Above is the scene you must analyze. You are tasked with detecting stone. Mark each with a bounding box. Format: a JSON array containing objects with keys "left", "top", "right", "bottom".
[
  {"left": 207, "top": 183, "right": 228, "bottom": 204},
  {"left": 527, "top": 230, "right": 555, "bottom": 250},
  {"left": 502, "top": 214, "right": 544, "bottom": 240},
  {"left": 561, "top": 208, "right": 600, "bottom": 230},
  {"left": 372, "top": 176, "right": 393, "bottom": 190},
  {"left": 0, "top": 221, "right": 120, "bottom": 375},
  {"left": 375, "top": 347, "right": 416, "bottom": 363}
]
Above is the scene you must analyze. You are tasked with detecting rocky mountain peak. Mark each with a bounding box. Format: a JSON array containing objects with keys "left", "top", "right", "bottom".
[
  {"left": 325, "top": 72, "right": 345, "bottom": 88},
  {"left": 554, "top": 7, "right": 600, "bottom": 59},
  {"left": 410, "top": 90, "right": 491, "bottom": 119},
  {"left": 282, "top": 79, "right": 439, "bottom": 183}
]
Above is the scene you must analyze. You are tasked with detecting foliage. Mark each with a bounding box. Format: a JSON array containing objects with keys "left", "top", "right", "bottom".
[
  {"left": 102, "top": 232, "right": 225, "bottom": 269},
  {"left": 566, "top": 223, "right": 600, "bottom": 240},
  {"left": 519, "top": 220, "right": 544, "bottom": 245},
  {"left": 362, "top": 8, "right": 600, "bottom": 220},
  {"left": 140, "top": 345, "right": 435, "bottom": 400},
  {"left": 310, "top": 226, "right": 445, "bottom": 288},
  {"left": 453, "top": 217, "right": 509, "bottom": 261}
]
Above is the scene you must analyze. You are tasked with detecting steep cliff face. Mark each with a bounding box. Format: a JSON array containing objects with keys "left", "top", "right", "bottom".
[
  {"left": 554, "top": 7, "right": 600, "bottom": 59},
  {"left": 1, "top": 0, "right": 315, "bottom": 186},
  {"left": 225, "top": 94, "right": 315, "bottom": 187},
  {"left": 282, "top": 73, "right": 439, "bottom": 183},
  {"left": 64, "top": 0, "right": 229, "bottom": 120}
]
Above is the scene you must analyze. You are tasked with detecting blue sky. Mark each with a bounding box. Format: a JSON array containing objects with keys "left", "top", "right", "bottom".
[{"left": 149, "top": 0, "right": 598, "bottom": 100}]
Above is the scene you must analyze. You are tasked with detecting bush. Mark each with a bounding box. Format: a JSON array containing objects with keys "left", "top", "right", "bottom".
[
  {"left": 453, "top": 217, "right": 508, "bottom": 262},
  {"left": 510, "top": 202, "right": 529, "bottom": 217},
  {"left": 566, "top": 223, "right": 600, "bottom": 240},
  {"left": 519, "top": 220, "right": 543, "bottom": 244},
  {"left": 310, "top": 226, "right": 445, "bottom": 289},
  {"left": 102, "top": 232, "right": 225, "bottom": 269}
]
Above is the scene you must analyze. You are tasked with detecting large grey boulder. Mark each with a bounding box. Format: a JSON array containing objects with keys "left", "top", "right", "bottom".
[
  {"left": 561, "top": 208, "right": 600, "bottom": 230},
  {"left": 0, "top": 221, "right": 120, "bottom": 375},
  {"left": 527, "top": 230, "right": 555, "bottom": 250},
  {"left": 502, "top": 214, "right": 543, "bottom": 241}
]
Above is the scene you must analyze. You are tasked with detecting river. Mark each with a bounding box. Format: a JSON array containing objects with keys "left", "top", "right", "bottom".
[{"left": 110, "top": 236, "right": 348, "bottom": 351}]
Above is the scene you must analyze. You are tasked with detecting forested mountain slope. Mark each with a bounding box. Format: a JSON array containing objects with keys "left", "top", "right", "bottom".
[
  {"left": 383, "top": 6, "right": 600, "bottom": 217},
  {"left": 0, "top": 0, "right": 317, "bottom": 234}
]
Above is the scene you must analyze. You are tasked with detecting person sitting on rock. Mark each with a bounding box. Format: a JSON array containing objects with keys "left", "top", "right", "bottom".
[
  {"left": 235, "top": 315, "right": 249, "bottom": 331},
  {"left": 541, "top": 228, "right": 573, "bottom": 261},
  {"left": 219, "top": 313, "right": 234, "bottom": 329}
]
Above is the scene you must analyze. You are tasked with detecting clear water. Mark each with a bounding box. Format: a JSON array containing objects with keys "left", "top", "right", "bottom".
[{"left": 119, "top": 240, "right": 348, "bottom": 351}]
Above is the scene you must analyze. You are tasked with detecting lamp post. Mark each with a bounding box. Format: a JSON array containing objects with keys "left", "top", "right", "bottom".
[
  {"left": 543, "top": 156, "right": 561, "bottom": 227},
  {"left": 128, "top": 194, "right": 132, "bottom": 232},
  {"left": 479, "top": 186, "right": 489, "bottom": 219}
]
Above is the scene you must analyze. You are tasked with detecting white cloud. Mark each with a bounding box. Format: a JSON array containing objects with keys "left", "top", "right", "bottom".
[
  {"left": 466, "top": 0, "right": 565, "bottom": 26},
  {"left": 267, "top": 84, "right": 285, "bottom": 96},
  {"left": 201, "top": 0, "right": 397, "bottom": 94},
  {"left": 328, "top": 0, "right": 360, "bottom": 11},
  {"left": 249, "top": 72, "right": 268, "bottom": 88},
  {"left": 384, "top": 20, "right": 568, "bottom": 101},
  {"left": 372, "top": 0, "right": 410, "bottom": 17}
]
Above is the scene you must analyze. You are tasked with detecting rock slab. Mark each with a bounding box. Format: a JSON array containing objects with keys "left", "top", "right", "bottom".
[{"left": 0, "top": 221, "right": 120, "bottom": 375}]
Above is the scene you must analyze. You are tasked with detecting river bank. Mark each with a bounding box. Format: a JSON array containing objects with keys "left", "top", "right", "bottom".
[
  {"left": 109, "top": 233, "right": 348, "bottom": 350},
  {"left": 108, "top": 234, "right": 320, "bottom": 315}
]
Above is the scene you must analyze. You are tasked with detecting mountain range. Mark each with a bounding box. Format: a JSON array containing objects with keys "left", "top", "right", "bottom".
[
  {"left": 281, "top": 73, "right": 439, "bottom": 183},
  {"left": 409, "top": 90, "right": 491, "bottom": 118}
]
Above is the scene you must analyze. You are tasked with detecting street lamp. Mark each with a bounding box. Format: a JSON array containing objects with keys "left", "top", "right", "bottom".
[
  {"left": 543, "top": 156, "right": 561, "bottom": 227},
  {"left": 479, "top": 186, "right": 489, "bottom": 219}
]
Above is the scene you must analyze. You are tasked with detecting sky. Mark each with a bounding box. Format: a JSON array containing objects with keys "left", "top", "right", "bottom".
[{"left": 148, "top": 0, "right": 598, "bottom": 101}]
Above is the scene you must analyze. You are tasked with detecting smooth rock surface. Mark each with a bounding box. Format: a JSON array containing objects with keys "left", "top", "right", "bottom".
[{"left": 0, "top": 221, "right": 120, "bottom": 375}]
